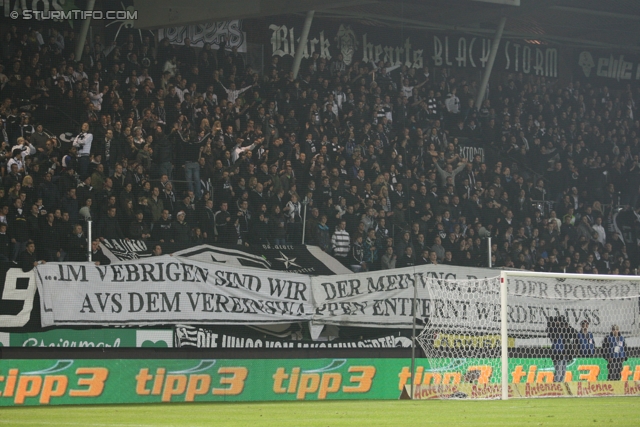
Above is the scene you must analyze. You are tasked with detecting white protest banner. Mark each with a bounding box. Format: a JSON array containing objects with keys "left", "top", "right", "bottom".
[
  {"left": 311, "top": 265, "right": 640, "bottom": 336},
  {"left": 34, "top": 255, "right": 312, "bottom": 327}
]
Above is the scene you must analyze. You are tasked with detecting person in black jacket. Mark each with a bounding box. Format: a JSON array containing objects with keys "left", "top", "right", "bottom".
[
  {"left": 250, "top": 212, "right": 270, "bottom": 244},
  {"left": 66, "top": 224, "right": 87, "bottom": 261},
  {"left": 39, "top": 213, "right": 60, "bottom": 261},
  {"left": 546, "top": 316, "right": 577, "bottom": 382},
  {"left": 128, "top": 211, "right": 151, "bottom": 240},
  {"left": 220, "top": 216, "right": 244, "bottom": 246},
  {"left": 153, "top": 209, "right": 174, "bottom": 243},
  {"left": 98, "top": 206, "right": 126, "bottom": 241},
  {"left": 348, "top": 235, "right": 365, "bottom": 272},
  {"left": 397, "top": 246, "right": 416, "bottom": 268},
  {"left": 90, "top": 239, "right": 111, "bottom": 265},
  {"left": 18, "top": 240, "right": 46, "bottom": 272},
  {"left": 0, "top": 223, "right": 11, "bottom": 261},
  {"left": 9, "top": 198, "right": 29, "bottom": 261},
  {"left": 172, "top": 210, "right": 191, "bottom": 247},
  {"left": 153, "top": 126, "right": 173, "bottom": 179}
]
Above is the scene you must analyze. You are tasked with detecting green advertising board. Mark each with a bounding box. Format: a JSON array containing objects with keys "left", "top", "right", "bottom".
[
  {"left": 1, "top": 357, "right": 640, "bottom": 406},
  {"left": 0, "top": 329, "right": 172, "bottom": 348}
]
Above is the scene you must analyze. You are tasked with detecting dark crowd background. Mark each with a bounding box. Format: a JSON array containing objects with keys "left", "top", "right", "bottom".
[{"left": 0, "top": 20, "right": 639, "bottom": 275}]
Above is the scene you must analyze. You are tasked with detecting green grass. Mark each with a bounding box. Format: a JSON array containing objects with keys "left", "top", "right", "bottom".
[{"left": 2, "top": 398, "right": 640, "bottom": 427}]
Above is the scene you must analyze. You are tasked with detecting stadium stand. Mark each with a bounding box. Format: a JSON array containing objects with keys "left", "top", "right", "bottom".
[{"left": 0, "top": 18, "right": 639, "bottom": 276}]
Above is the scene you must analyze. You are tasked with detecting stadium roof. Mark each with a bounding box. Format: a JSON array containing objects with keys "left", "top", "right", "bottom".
[{"left": 134, "top": 0, "right": 640, "bottom": 51}]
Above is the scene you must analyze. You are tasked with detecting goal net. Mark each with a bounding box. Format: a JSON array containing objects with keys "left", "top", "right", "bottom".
[{"left": 415, "top": 271, "right": 640, "bottom": 399}]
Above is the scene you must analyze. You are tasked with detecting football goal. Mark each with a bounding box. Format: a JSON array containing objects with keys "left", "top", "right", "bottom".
[{"left": 414, "top": 271, "right": 640, "bottom": 399}]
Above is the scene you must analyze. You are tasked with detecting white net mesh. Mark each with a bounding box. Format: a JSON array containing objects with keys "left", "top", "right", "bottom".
[
  {"left": 416, "top": 272, "right": 640, "bottom": 399},
  {"left": 505, "top": 272, "right": 640, "bottom": 392},
  {"left": 416, "top": 276, "right": 503, "bottom": 399}
]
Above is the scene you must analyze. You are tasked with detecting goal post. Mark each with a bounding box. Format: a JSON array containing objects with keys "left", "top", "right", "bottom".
[{"left": 415, "top": 270, "right": 640, "bottom": 400}]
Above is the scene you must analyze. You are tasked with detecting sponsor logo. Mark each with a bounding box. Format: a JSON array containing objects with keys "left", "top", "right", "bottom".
[
  {"left": 623, "top": 382, "right": 640, "bottom": 396},
  {"left": 0, "top": 361, "right": 107, "bottom": 405},
  {"left": 413, "top": 384, "right": 459, "bottom": 399},
  {"left": 524, "top": 383, "right": 565, "bottom": 397},
  {"left": 470, "top": 383, "right": 502, "bottom": 399},
  {"left": 576, "top": 381, "right": 615, "bottom": 396},
  {"left": 272, "top": 360, "right": 375, "bottom": 400},
  {"left": 135, "top": 360, "right": 247, "bottom": 402}
]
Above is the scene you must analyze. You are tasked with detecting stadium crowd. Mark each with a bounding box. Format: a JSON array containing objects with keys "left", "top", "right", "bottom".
[{"left": 0, "top": 22, "right": 639, "bottom": 275}]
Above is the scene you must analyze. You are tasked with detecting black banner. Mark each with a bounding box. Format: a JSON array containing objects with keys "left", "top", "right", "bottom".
[
  {"left": 174, "top": 325, "right": 411, "bottom": 349},
  {"left": 576, "top": 49, "right": 640, "bottom": 86},
  {"left": 261, "top": 17, "right": 558, "bottom": 77},
  {"left": 0, "top": 262, "right": 42, "bottom": 332},
  {"left": 174, "top": 244, "right": 350, "bottom": 275}
]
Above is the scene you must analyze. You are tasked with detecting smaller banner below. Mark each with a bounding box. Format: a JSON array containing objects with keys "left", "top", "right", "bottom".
[
  {"left": 407, "top": 381, "right": 640, "bottom": 399},
  {"left": 174, "top": 325, "right": 411, "bottom": 349},
  {"left": 100, "top": 239, "right": 153, "bottom": 262},
  {"left": 0, "top": 329, "right": 173, "bottom": 348}
]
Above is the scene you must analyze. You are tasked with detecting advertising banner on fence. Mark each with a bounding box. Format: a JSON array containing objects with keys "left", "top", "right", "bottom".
[
  {"left": 408, "top": 381, "right": 640, "bottom": 400},
  {"left": 0, "top": 329, "right": 173, "bottom": 348},
  {"left": 35, "top": 255, "right": 313, "bottom": 327},
  {"left": 1, "top": 357, "right": 639, "bottom": 406},
  {"left": 174, "top": 325, "right": 411, "bottom": 349},
  {"left": 311, "top": 266, "right": 640, "bottom": 336}
]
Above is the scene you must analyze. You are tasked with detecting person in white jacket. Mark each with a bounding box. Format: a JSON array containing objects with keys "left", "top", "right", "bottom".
[
  {"left": 592, "top": 216, "right": 606, "bottom": 245},
  {"left": 231, "top": 137, "right": 262, "bottom": 163},
  {"left": 72, "top": 122, "right": 93, "bottom": 177},
  {"left": 331, "top": 219, "right": 350, "bottom": 262}
]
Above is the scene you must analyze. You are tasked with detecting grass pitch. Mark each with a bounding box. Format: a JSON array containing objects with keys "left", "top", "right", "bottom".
[{"left": 2, "top": 398, "right": 639, "bottom": 427}]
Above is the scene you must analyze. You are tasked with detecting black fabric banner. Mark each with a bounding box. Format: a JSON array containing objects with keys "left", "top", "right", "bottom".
[
  {"left": 174, "top": 324, "right": 411, "bottom": 349},
  {"left": 174, "top": 244, "right": 351, "bottom": 276}
]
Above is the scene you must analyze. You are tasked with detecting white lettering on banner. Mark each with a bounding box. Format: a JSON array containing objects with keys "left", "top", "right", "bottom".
[
  {"left": 175, "top": 325, "right": 412, "bottom": 349},
  {"left": 268, "top": 23, "right": 557, "bottom": 74},
  {"left": 0, "top": 269, "right": 36, "bottom": 328},
  {"left": 34, "top": 255, "right": 312, "bottom": 327},
  {"left": 504, "top": 42, "right": 557, "bottom": 78},
  {"left": 578, "top": 50, "right": 640, "bottom": 82},
  {"left": 158, "top": 20, "right": 247, "bottom": 51},
  {"left": 459, "top": 146, "right": 484, "bottom": 162},
  {"left": 597, "top": 54, "right": 633, "bottom": 81},
  {"left": 33, "top": 259, "right": 640, "bottom": 336},
  {"left": 311, "top": 266, "right": 640, "bottom": 336},
  {"left": 269, "top": 24, "right": 331, "bottom": 60}
]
